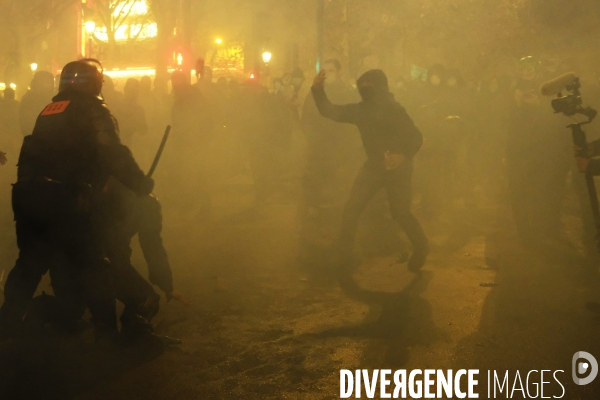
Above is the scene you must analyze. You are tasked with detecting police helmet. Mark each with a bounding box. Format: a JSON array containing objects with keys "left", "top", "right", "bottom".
[{"left": 58, "top": 58, "right": 104, "bottom": 96}]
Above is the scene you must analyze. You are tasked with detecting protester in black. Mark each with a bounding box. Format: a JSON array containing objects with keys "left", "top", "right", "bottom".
[{"left": 311, "top": 69, "right": 429, "bottom": 271}]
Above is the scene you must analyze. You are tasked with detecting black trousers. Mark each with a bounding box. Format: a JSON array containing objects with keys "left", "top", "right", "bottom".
[
  {"left": 338, "top": 162, "right": 429, "bottom": 256},
  {"left": 102, "top": 194, "right": 168, "bottom": 324},
  {"left": 104, "top": 225, "right": 160, "bottom": 324},
  {"left": 0, "top": 181, "right": 117, "bottom": 335}
]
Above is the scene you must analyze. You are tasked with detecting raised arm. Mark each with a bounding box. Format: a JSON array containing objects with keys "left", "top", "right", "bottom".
[{"left": 311, "top": 71, "right": 358, "bottom": 124}]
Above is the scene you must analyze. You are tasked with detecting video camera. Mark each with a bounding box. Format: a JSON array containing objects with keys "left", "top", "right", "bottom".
[
  {"left": 551, "top": 77, "right": 582, "bottom": 115},
  {"left": 547, "top": 76, "right": 597, "bottom": 122},
  {"left": 543, "top": 73, "right": 600, "bottom": 252}
]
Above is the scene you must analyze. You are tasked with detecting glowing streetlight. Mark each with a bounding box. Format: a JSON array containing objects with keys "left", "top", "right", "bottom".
[
  {"left": 9, "top": 83, "right": 16, "bottom": 90},
  {"left": 176, "top": 53, "right": 183, "bottom": 66},
  {"left": 85, "top": 21, "right": 96, "bottom": 34},
  {"left": 262, "top": 51, "right": 272, "bottom": 65},
  {"left": 30, "top": 63, "right": 38, "bottom": 72},
  {"left": 215, "top": 38, "right": 223, "bottom": 45}
]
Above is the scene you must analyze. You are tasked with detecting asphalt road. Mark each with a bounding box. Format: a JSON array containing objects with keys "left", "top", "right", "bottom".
[
  {"left": 0, "top": 170, "right": 599, "bottom": 399},
  {"left": 84, "top": 180, "right": 600, "bottom": 399}
]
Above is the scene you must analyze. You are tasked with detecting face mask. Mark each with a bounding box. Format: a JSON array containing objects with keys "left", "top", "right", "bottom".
[{"left": 359, "top": 85, "right": 378, "bottom": 102}]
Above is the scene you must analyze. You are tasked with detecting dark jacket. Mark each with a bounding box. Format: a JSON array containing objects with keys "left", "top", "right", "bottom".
[
  {"left": 17, "top": 90, "right": 152, "bottom": 196},
  {"left": 311, "top": 86, "right": 423, "bottom": 164}
]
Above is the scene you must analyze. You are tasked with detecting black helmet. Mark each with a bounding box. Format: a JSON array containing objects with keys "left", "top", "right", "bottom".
[{"left": 59, "top": 58, "right": 104, "bottom": 95}]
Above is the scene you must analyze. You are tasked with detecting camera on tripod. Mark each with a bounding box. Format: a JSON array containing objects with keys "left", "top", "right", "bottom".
[
  {"left": 543, "top": 73, "right": 600, "bottom": 252},
  {"left": 551, "top": 77, "right": 582, "bottom": 115},
  {"left": 550, "top": 76, "right": 597, "bottom": 121}
]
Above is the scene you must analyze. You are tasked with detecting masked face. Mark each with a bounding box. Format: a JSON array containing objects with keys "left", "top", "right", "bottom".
[
  {"left": 358, "top": 82, "right": 377, "bottom": 102},
  {"left": 357, "top": 69, "right": 389, "bottom": 101}
]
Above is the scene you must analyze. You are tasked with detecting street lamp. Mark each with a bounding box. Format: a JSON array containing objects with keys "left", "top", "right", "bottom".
[
  {"left": 85, "top": 21, "right": 96, "bottom": 58},
  {"left": 262, "top": 51, "right": 272, "bottom": 65},
  {"left": 30, "top": 63, "right": 38, "bottom": 72},
  {"left": 85, "top": 21, "right": 96, "bottom": 34},
  {"left": 261, "top": 52, "right": 272, "bottom": 83},
  {"left": 215, "top": 38, "right": 223, "bottom": 45}
]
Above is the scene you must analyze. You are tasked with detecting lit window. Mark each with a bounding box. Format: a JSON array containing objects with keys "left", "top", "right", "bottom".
[{"left": 113, "top": 0, "right": 149, "bottom": 17}]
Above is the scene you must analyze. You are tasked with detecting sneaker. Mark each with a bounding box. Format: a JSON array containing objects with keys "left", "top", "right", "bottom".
[
  {"left": 120, "top": 314, "right": 165, "bottom": 360},
  {"left": 407, "top": 250, "right": 429, "bottom": 273},
  {"left": 159, "top": 336, "right": 183, "bottom": 346}
]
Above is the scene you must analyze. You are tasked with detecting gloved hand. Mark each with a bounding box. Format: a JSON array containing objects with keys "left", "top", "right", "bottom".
[{"left": 137, "top": 176, "right": 155, "bottom": 196}]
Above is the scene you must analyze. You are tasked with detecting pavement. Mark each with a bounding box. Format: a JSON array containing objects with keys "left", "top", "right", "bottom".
[{"left": 0, "top": 172, "right": 599, "bottom": 399}]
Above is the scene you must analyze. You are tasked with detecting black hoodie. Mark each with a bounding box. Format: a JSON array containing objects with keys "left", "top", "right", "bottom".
[{"left": 311, "top": 70, "right": 423, "bottom": 165}]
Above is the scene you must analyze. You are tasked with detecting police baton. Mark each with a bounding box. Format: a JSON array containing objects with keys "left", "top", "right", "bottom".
[{"left": 147, "top": 125, "right": 171, "bottom": 178}]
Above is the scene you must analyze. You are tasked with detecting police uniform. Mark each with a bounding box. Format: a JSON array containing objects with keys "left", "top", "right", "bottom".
[{"left": 0, "top": 60, "right": 153, "bottom": 340}]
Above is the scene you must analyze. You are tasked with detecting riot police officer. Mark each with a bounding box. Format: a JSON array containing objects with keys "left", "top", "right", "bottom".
[{"left": 0, "top": 59, "right": 154, "bottom": 342}]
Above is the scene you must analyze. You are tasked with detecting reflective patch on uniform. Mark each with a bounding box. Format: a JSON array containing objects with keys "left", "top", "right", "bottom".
[{"left": 41, "top": 101, "right": 71, "bottom": 116}]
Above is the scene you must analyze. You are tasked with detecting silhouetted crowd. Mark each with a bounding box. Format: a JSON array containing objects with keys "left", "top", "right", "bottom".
[{"left": 1, "top": 55, "right": 599, "bottom": 262}]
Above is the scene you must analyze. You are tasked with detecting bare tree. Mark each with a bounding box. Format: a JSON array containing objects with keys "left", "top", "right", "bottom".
[
  {"left": 87, "top": 0, "right": 156, "bottom": 63},
  {"left": 0, "top": 0, "right": 77, "bottom": 89}
]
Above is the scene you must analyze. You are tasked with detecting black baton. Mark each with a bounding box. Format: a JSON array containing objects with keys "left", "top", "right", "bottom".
[{"left": 147, "top": 125, "right": 171, "bottom": 178}]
